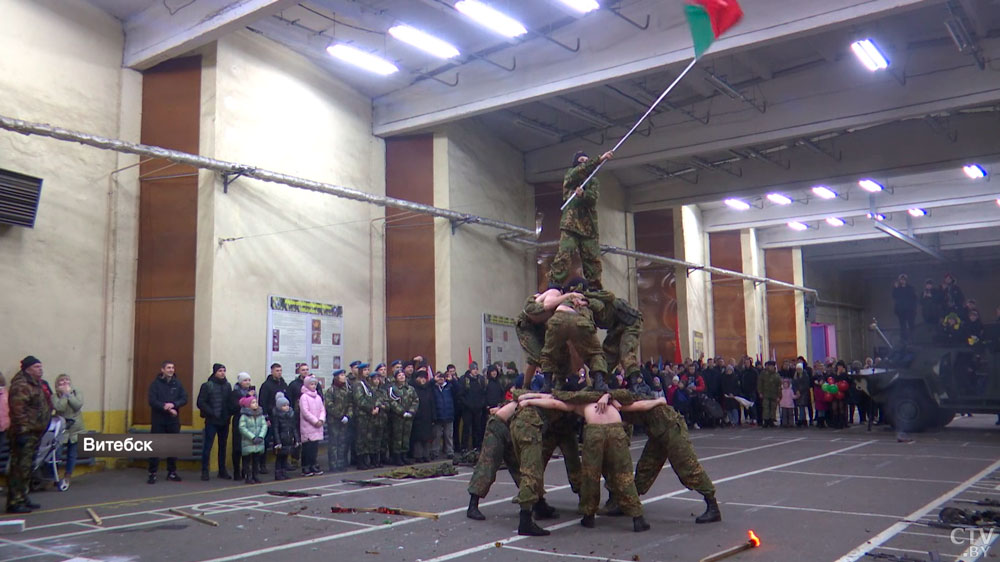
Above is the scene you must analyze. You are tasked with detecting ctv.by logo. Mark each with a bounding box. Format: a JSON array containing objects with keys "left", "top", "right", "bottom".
[{"left": 950, "top": 528, "right": 996, "bottom": 557}]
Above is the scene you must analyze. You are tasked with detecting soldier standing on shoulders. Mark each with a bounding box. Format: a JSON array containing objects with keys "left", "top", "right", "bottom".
[{"left": 548, "top": 150, "right": 613, "bottom": 290}]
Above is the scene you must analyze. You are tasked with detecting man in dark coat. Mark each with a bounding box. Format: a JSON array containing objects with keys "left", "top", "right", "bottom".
[
  {"left": 410, "top": 369, "right": 436, "bottom": 462},
  {"left": 6, "top": 356, "right": 53, "bottom": 513},
  {"left": 738, "top": 358, "right": 760, "bottom": 426},
  {"left": 197, "top": 363, "right": 232, "bottom": 480},
  {"left": 432, "top": 371, "right": 456, "bottom": 460},
  {"left": 147, "top": 360, "right": 188, "bottom": 485},
  {"left": 892, "top": 274, "right": 918, "bottom": 343},
  {"left": 458, "top": 362, "right": 487, "bottom": 452},
  {"left": 257, "top": 363, "right": 286, "bottom": 472}
]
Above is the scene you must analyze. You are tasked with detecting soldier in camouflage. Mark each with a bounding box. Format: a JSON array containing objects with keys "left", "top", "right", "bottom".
[
  {"left": 324, "top": 369, "right": 353, "bottom": 473},
  {"left": 539, "top": 285, "right": 608, "bottom": 391},
  {"left": 578, "top": 287, "right": 644, "bottom": 387},
  {"left": 373, "top": 365, "right": 391, "bottom": 467},
  {"left": 758, "top": 361, "right": 782, "bottom": 428},
  {"left": 466, "top": 401, "right": 521, "bottom": 520},
  {"left": 351, "top": 363, "right": 378, "bottom": 469},
  {"left": 548, "top": 150, "right": 614, "bottom": 290},
  {"left": 508, "top": 403, "right": 562, "bottom": 536},
  {"left": 388, "top": 367, "right": 419, "bottom": 466},
  {"left": 515, "top": 289, "right": 560, "bottom": 389},
  {"left": 6, "top": 356, "right": 52, "bottom": 514}
]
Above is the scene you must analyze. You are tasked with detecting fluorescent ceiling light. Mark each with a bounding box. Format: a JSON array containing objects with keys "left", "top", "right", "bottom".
[
  {"left": 555, "top": 0, "right": 600, "bottom": 13},
  {"left": 858, "top": 179, "right": 884, "bottom": 193},
  {"left": 867, "top": 212, "right": 886, "bottom": 221},
  {"left": 826, "top": 217, "right": 845, "bottom": 227},
  {"left": 767, "top": 193, "right": 793, "bottom": 205},
  {"left": 963, "top": 164, "right": 987, "bottom": 179},
  {"left": 996, "top": 198, "right": 1000, "bottom": 207},
  {"left": 388, "top": 25, "right": 460, "bottom": 59},
  {"left": 327, "top": 44, "right": 399, "bottom": 75},
  {"left": 455, "top": 1, "right": 527, "bottom": 37},
  {"left": 811, "top": 185, "right": 838, "bottom": 199},
  {"left": 908, "top": 208, "right": 927, "bottom": 217},
  {"left": 787, "top": 221, "right": 809, "bottom": 231},
  {"left": 850, "top": 39, "right": 889, "bottom": 71},
  {"left": 724, "top": 198, "right": 751, "bottom": 211}
]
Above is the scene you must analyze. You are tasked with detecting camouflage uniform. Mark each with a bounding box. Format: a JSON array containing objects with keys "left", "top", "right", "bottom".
[
  {"left": 625, "top": 405, "right": 716, "bottom": 497},
  {"left": 510, "top": 405, "right": 547, "bottom": 509},
  {"left": 375, "top": 381, "right": 390, "bottom": 460},
  {"left": 515, "top": 295, "right": 547, "bottom": 369},
  {"left": 549, "top": 158, "right": 603, "bottom": 289},
  {"left": 6, "top": 370, "right": 52, "bottom": 510},
  {"left": 757, "top": 369, "right": 782, "bottom": 424},
  {"left": 468, "top": 414, "right": 521, "bottom": 498},
  {"left": 585, "top": 290, "right": 643, "bottom": 378},
  {"left": 540, "top": 305, "right": 607, "bottom": 389},
  {"left": 579, "top": 422, "right": 643, "bottom": 517},
  {"left": 388, "top": 381, "right": 419, "bottom": 457},
  {"left": 542, "top": 410, "right": 582, "bottom": 494},
  {"left": 324, "top": 383, "right": 353, "bottom": 471},
  {"left": 352, "top": 379, "right": 378, "bottom": 456}
]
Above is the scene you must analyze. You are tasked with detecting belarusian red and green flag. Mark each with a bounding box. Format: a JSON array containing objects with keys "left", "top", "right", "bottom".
[{"left": 684, "top": 0, "right": 744, "bottom": 58}]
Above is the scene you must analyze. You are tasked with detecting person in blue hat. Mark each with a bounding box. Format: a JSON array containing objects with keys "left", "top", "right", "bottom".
[
  {"left": 324, "top": 369, "right": 352, "bottom": 472},
  {"left": 351, "top": 363, "right": 378, "bottom": 469}
]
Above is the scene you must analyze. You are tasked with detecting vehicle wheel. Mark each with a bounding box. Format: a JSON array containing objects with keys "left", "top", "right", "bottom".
[
  {"left": 888, "top": 386, "right": 934, "bottom": 433},
  {"left": 932, "top": 409, "right": 956, "bottom": 428}
]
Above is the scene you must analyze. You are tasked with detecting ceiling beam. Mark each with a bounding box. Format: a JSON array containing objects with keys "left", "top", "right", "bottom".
[
  {"left": 372, "top": 0, "right": 929, "bottom": 136},
  {"left": 124, "top": 0, "right": 298, "bottom": 69},
  {"left": 527, "top": 36, "right": 1000, "bottom": 182},
  {"left": 873, "top": 222, "right": 947, "bottom": 261}
]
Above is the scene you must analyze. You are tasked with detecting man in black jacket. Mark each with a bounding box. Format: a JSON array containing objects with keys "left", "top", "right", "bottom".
[
  {"left": 197, "top": 363, "right": 232, "bottom": 481},
  {"left": 257, "top": 363, "right": 286, "bottom": 474},
  {"left": 458, "top": 362, "right": 487, "bottom": 452},
  {"left": 738, "top": 358, "right": 760, "bottom": 426},
  {"left": 147, "top": 360, "right": 188, "bottom": 484}
]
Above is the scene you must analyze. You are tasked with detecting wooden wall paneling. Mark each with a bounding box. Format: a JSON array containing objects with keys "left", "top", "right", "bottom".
[
  {"left": 132, "top": 56, "right": 201, "bottom": 426},
  {"left": 765, "top": 248, "right": 798, "bottom": 362},
  {"left": 385, "top": 136, "right": 435, "bottom": 362},
  {"left": 710, "top": 231, "right": 747, "bottom": 360},
  {"left": 633, "top": 210, "right": 679, "bottom": 364}
]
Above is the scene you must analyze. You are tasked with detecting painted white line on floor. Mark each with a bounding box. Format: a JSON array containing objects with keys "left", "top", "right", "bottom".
[
  {"left": 877, "top": 546, "right": 960, "bottom": 559},
  {"left": 898, "top": 530, "right": 955, "bottom": 539},
  {"left": 196, "top": 436, "right": 811, "bottom": 562},
  {"left": 245, "top": 506, "right": 378, "bottom": 527},
  {"left": 836, "top": 458, "right": 1000, "bottom": 562},
  {"left": 666, "top": 495, "right": 899, "bottom": 519},
  {"left": 0, "top": 537, "right": 96, "bottom": 561},
  {"left": 501, "top": 544, "right": 637, "bottom": 562},
  {"left": 3, "top": 552, "right": 50, "bottom": 562},
  {"left": 838, "top": 453, "right": 998, "bottom": 461},
  {"left": 417, "top": 440, "right": 876, "bottom": 562},
  {"left": 773, "top": 470, "right": 963, "bottom": 484},
  {"left": 957, "top": 526, "right": 1000, "bottom": 562}
]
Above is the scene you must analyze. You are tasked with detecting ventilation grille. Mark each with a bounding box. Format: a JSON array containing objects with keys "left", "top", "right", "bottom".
[{"left": 0, "top": 168, "right": 43, "bottom": 228}]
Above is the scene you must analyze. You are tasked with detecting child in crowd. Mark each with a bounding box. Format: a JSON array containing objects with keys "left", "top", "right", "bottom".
[
  {"left": 53, "top": 374, "right": 85, "bottom": 484},
  {"left": 812, "top": 377, "right": 829, "bottom": 428},
  {"left": 779, "top": 378, "right": 797, "bottom": 428},
  {"left": 238, "top": 396, "right": 266, "bottom": 484},
  {"left": 270, "top": 392, "right": 299, "bottom": 481},
  {"left": 298, "top": 376, "right": 326, "bottom": 477}
]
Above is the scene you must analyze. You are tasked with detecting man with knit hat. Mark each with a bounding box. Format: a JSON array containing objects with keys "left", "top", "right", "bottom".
[
  {"left": 548, "top": 149, "right": 614, "bottom": 290},
  {"left": 197, "top": 363, "right": 233, "bottom": 480},
  {"left": 6, "top": 355, "right": 52, "bottom": 513}
]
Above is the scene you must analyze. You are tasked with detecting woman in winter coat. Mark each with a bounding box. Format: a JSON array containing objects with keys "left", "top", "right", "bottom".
[
  {"left": 53, "top": 374, "right": 86, "bottom": 484},
  {"left": 298, "top": 376, "right": 326, "bottom": 477},
  {"left": 269, "top": 392, "right": 299, "bottom": 481},
  {"left": 792, "top": 365, "right": 812, "bottom": 427},
  {"left": 410, "top": 370, "right": 436, "bottom": 463},
  {"left": 238, "top": 396, "right": 267, "bottom": 483}
]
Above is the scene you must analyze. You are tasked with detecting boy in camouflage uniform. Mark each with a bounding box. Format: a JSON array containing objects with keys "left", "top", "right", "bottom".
[
  {"left": 539, "top": 289, "right": 608, "bottom": 391},
  {"left": 508, "top": 404, "right": 563, "bottom": 536},
  {"left": 388, "top": 368, "right": 419, "bottom": 466},
  {"left": 351, "top": 363, "right": 377, "bottom": 469},
  {"left": 757, "top": 361, "right": 782, "bottom": 428},
  {"left": 580, "top": 288, "right": 643, "bottom": 385},
  {"left": 466, "top": 401, "right": 521, "bottom": 520},
  {"left": 324, "top": 369, "right": 353, "bottom": 472},
  {"left": 549, "top": 150, "right": 614, "bottom": 290},
  {"left": 373, "top": 366, "right": 390, "bottom": 467},
  {"left": 6, "top": 356, "right": 52, "bottom": 514}
]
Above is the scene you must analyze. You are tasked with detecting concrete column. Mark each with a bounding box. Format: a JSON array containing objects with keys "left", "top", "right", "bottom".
[
  {"left": 433, "top": 132, "right": 452, "bottom": 369},
  {"left": 793, "top": 247, "right": 809, "bottom": 358},
  {"left": 741, "top": 228, "right": 768, "bottom": 360},
  {"left": 674, "top": 205, "right": 713, "bottom": 359}
]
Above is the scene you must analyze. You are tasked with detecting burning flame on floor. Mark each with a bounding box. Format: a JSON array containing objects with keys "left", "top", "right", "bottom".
[{"left": 748, "top": 530, "right": 760, "bottom": 547}]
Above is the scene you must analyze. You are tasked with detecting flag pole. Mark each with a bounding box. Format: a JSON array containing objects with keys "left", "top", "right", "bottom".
[{"left": 560, "top": 57, "right": 699, "bottom": 211}]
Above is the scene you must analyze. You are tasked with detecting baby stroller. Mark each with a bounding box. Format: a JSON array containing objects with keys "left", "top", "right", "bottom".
[
  {"left": 30, "top": 416, "right": 70, "bottom": 492},
  {"left": 691, "top": 394, "right": 725, "bottom": 428}
]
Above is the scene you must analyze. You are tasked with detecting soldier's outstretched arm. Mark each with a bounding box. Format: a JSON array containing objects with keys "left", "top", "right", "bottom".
[
  {"left": 620, "top": 397, "right": 667, "bottom": 412},
  {"left": 516, "top": 392, "right": 552, "bottom": 401},
  {"left": 518, "top": 398, "right": 573, "bottom": 412},
  {"left": 552, "top": 389, "right": 636, "bottom": 406}
]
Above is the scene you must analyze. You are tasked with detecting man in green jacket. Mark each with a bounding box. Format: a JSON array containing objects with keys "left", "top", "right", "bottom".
[
  {"left": 325, "top": 369, "right": 353, "bottom": 472},
  {"left": 549, "top": 150, "right": 613, "bottom": 290},
  {"left": 6, "top": 356, "right": 53, "bottom": 513},
  {"left": 757, "top": 361, "right": 782, "bottom": 428}
]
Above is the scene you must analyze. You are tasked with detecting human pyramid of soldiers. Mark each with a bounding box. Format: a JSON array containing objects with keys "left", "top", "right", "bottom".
[{"left": 465, "top": 150, "right": 721, "bottom": 536}]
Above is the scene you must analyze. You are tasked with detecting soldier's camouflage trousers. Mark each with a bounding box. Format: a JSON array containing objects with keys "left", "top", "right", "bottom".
[
  {"left": 549, "top": 230, "right": 602, "bottom": 290},
  {"left": 516, "top": 314, "right": 546, "bottom": 368},
  {"left": 511, "top": 408, "right": 546, "bottom": 509},
  {"left": 468, "top": 416, "right": 521, "bottom": 498},
  {"left": 604, "top": 321, "right": 642, "bottom": 378},
  {"left": 541, "top": 311, "right": 607, "bottom": 389},
  {"left": 355, "top": 414, "right": 376, "bottom": 455},
  {"left": 376, "top": 414, "right": 389, "bottom": 456},
  {"left": 543, "top": 413, "right": 582, "bottom": 494},
  {"left": 760, "top": 397, "right": 778, "bottom": 423},
  {"left": 326, "top": 422, "right": 349, "bottom": 470},
  {"left": 6, "top": 433, "right": 40, "bottom": 508},
  {"left": 579, "top": 423, "right": 642, "bottom": 517},
  {"left": 633, "top": 407, "right": 716, "bottom": 497},
  {"left": 390, "top": 416, "right": 413, "bottom": 455}
]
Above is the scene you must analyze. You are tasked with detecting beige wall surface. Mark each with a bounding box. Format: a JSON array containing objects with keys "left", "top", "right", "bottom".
[
  {"left": 0, "top": 0, "right": 139, "bottom": 432},
  {"left": 434, "top": 118, "right": 535, "bottom": 369},
  {"left": 205, "top": 31, "right": 387, "bottom": 384}
]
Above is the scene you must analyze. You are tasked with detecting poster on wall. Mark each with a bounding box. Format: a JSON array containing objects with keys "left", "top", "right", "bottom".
[
  {"left": 482, "top": 313, "right": 522, "bottom": 371},
  {"left": 267, "top": 295, "right": 344, "bottom": 387}
]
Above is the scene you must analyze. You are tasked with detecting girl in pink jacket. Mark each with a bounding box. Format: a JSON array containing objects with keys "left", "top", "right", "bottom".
[{"left": 298, "top": 376, "right": 326, "bottom": 476}]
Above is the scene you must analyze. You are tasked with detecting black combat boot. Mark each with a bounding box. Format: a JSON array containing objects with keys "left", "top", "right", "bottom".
[
  {"left": 533, "top": 497, "right": 559, "bottom": 519},
  {"left": 518, "top": 509, "right": 550, "bottom": 536},
  {"left": 695, "top": 495, "right": 722, "bottom": 524},
  {"left": 633, "top": 515, "right": 651, "bottom": 532},
  {"left": 580, "top": 514, "right": 595, "bottom": 528},
  {"left": 466, "top": 494, "right": 486, "bottom": 521}
]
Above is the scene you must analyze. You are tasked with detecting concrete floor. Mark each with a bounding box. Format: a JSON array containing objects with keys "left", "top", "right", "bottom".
[{"left": 1, "top": 417, "right": 998, "bottom": 562}]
